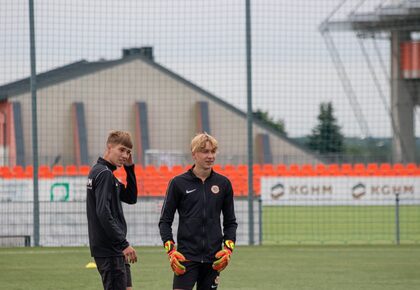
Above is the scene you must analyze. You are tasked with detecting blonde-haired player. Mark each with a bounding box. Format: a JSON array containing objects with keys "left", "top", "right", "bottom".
[{"left": 159, "top": 133, "right": 238, "bottom": 290}]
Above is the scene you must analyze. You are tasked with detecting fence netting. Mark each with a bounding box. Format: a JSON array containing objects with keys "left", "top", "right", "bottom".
[{"left": 1, "top": 0, "right": 419, "bottom": 246}]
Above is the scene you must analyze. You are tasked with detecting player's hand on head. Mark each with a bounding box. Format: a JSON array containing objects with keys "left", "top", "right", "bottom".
[{"left": 124, "top": 153, "right": 133, "bottom": 166}]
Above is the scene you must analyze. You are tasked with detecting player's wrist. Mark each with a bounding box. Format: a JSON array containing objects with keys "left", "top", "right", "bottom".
[
  {"left": 164, "top": 240, "right": 176, "bottom": 256},
  {"left": 224, "top": 240, "right": 235, "bottom": 253}
]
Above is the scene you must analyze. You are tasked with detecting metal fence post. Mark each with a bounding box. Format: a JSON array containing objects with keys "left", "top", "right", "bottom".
[
  {"left": 29, "top": 0, "right": 40, "bottom": 247},
  {"left": 395, "top": 193, "right": 400, "bottom": 245},
  {"left": 245, "top": 0, "right": 254, "bottom": 246}
]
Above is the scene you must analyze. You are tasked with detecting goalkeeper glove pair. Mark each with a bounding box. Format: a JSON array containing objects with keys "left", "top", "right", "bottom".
[{"left": 164, "top": 239, "right": 235, "bottom": 275}]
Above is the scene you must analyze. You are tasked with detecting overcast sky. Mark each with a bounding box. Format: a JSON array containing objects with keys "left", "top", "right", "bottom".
[{"left": 1, "top": 0, "right": 418, "bottom": 138}]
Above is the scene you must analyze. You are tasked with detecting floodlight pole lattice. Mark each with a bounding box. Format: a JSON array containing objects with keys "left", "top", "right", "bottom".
[
  {"left": 320, "top": 0, "right": 420, "bottom": 162},
  {"left": 321, "top": 29, "right": 372, "bottom": 139}
]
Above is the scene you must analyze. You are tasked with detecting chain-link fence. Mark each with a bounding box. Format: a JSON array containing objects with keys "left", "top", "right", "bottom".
[{"left": 1, "top": 0, "right": 419, "bottom": 246}]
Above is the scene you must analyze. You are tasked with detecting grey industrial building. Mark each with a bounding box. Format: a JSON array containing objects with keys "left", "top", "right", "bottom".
[{"left": 0, "top": 47, "right": 317, "bottom": 167}]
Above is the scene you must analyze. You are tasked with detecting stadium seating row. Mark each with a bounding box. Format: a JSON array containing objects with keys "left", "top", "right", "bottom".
[
  {"left": 2, "top": 162, "right": 419, "bottom": 178},
  {"left": 1, "top": 163, "right": 419, "bottom": 196},
  {"left": 0, "top": 165, "right": 91, "bottom": 179}
]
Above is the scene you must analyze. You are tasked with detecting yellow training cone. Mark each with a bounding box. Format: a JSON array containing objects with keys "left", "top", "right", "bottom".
[{"left": 85, "top": 262, "right": 97, "bottom": 269}]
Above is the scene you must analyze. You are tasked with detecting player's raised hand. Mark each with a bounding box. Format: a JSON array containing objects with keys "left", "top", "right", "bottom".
[{"left": 124, "top": 151, "right": 133, "bottom": 166}]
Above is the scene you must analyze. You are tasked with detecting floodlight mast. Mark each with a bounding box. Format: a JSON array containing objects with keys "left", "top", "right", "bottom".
[{"left": 320, "top": 0, "right": 420, "bottom": 163}]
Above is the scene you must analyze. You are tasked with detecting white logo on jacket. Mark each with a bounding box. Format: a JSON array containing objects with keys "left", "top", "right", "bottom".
[{"left": 87, "top": 178, "right": 93, "bottom": 189}]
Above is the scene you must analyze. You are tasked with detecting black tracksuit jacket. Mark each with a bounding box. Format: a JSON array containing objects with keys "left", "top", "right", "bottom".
[
  {"left": 86, "top": 157, "right": 137, "bottom": 257},
  {"left": 159, "top": 167, "right": 238, "bottom": 263}
]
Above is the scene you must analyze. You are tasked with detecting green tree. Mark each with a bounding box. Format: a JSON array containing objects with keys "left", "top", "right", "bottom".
[
  {"left": 253, "top": 109, "right": 287, "bottom": 136},
  {"left": 307, "top": 102, "right": 344, "bottom": 154}
]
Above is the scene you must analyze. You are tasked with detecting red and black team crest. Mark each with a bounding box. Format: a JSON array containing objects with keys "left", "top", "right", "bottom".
[{"left": 211, "top": 185, "right": 220, "bottom": 194}]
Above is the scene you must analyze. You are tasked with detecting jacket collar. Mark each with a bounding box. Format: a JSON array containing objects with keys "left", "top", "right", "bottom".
[
  {"left": 97, "top": 157, "right": 117, "bottom": 172},
  {"left": 188, "top": 164, "right": 215, "bottom": 181}
]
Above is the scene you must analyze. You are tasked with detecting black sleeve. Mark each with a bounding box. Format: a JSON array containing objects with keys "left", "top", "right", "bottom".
[
  {"left": 222, "top": 179, "right": 238, "bottom": 243},
  {"left": 119, "top": 164, "right": 138, "bottom": 204},
  {"left": 158, "top": 178, "right": 179, "bottom": 243},
  {"left": 95, "top": 170, "right": 129, "bottom": 249}
]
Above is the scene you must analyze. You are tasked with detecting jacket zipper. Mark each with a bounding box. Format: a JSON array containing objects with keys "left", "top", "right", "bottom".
[{"left": 201, "top": 180, "right": 206, "bottom": 263}]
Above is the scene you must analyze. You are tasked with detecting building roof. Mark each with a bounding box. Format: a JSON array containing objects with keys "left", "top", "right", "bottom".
[{"left": 0, "top": 47, "right": 316, "bottom": 158}]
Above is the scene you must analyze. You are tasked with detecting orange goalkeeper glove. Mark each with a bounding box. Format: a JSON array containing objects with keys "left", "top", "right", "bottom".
[
  {"left": 212, "top": 240, "right": 235, "bottom": 272},
  {"left": 164, "top": 240, "right": 186, "bottom": 276}
]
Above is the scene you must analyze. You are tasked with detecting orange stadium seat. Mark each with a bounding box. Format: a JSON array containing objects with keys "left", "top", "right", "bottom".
[
  {"left": 79, "top": 165, "right": 91, "bottom": 176},
  {"left": 223, "top": 170, "right": 239, "bottom": 181},
  {"left": 416, "top": 165, "right": 420, "bottom": 176},
  {"left": 39, "top": 165, "right": 53, "bottom": 178},
  {"left": 0, "top": 166, "right": 13, "bottom": 178},
  {"left": 144, "top": 171, "right": 160, "bottom": 184},
  {"left": 224, "top": 166, "right": 240, "bottom": 180},
  {"left": 12, "top": 165, "right": 27, "bottom": 178},
  {"left": 212, "top": 164, "right": 223, "bottom": 174},
  {"left": 65, "top": 165, "right": 78, "bottom": 176},
  {"left": 154, "top": 175, "right": 169, "bottom": 196},
  {"left": 392, "top": 163, "right": 405, "bottom": 175},
  {"left": 141, "top": 178, "right": 153, "bottom": 196},
  {"left": 224, "top": 164, "right": 236, "bottom": 173},
  {"left": 405, "top": 163, "right": 418, "bottom": 175},
  {"left": 136, "top": 181, "right": 145, "bottom": 196},
  {"left": 23, "top": 166, "right": 33, "bottom": 178},
  {"left": 366, "top": 163, "right": 379, "bottom": 176},
  {"left": 253, "top": 177, "right": 261, "bottom": 195},
  {"left": 142, "top": 175, "right": 159, "bottom": 196},
  {"left": 236, "top": 164, "right": 248, "bottom": 176},
  {"left": 252, "top": 164, "right": 262, "bottom": 177},
  {"left": 170, "top": 165, "right": 184, "bottom": 176},
  {"left": 276, "top": 164, "right": 288, "bottom": 176},
  {"left": 159, "top": 165, "right": 170, "bottom": 175},
  {"left": 134, "top": 165, "right": 144, "bottom": 177},
  {"left": 25, "top": 165, "right": 34, "bottom": 177},
  {"left": 326, "top": 164, "right": 340, "bottom": 176},
  {"left": 314, "top": 164, "right": 327, "bottom": 176},
  {"left": 159, "top": 166, "right": 172, "bottom": 179},
  {"left": 378, "top": 163, "right": 393, "bottom": 176},
  {"left": 114, "top": 167, "right": 127, "bottom": 183},
  {"left": 340, "top": 163, "right": 353, "bottom": 176},
  {"left": 288, "top": 164, "right": 301, "bottom": 176},
  {"left": 145, "top": 165, "right": 158, "bottom": 175},
  {"left": 230, "top": 176, "right": 247, "bottom": 196},
  {"left": 262, "top": 164, "right": 276, "bottom": 176},
  {"left": 301, "top": 164, "right": 315, "bottom": 176},
  {"left": 353, "top": 163, "right": 367, "bottom": 176},
  {"left": 52, "top": 165, "right": 65, "bottom": 176},
  {"left": 155, "top": 184, "right": 168, "bottom": 196}
]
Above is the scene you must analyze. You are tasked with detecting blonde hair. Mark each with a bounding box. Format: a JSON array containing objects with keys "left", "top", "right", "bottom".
[
  {"left": 190, "top": 132, "right": 218, "bottom": 153},
  {"left": 106, "top": 130, "right": 133, "bottom": 149}
]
